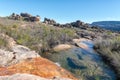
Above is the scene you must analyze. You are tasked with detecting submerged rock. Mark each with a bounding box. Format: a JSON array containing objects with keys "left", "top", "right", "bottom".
[
  {"left": 73, "top": 38, "right": 91, "bottom": 49},
  {"left": 53, "top": 44, "right": 72, "bottom": 52}
]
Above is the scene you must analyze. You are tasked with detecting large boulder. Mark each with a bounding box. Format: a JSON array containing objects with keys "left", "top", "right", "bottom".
[
  {"left": 70, "top": 20, "right": 89, "bottom": 30},
  {"left": 9, "top": 13, "right": 40, "bottom": 22},
  {"left": 14, "top": 14, "right": 21, "bottom": 20},
  {"left": 43, "top": 18, "right": 56, "bottom": 25},
  {"left": 9, "top": 13, "right": 21, "bottom": 20},
  {"left": 71, "top": 20, "right": 86, "bottom": 28},
  {"left": 53, "top": 44, "right": 72, "bottom": 52},
  {"left": 20, "top": 13, "right": 32, "bottom": 17},
  {"left": 30, "top": 16, "right": 40, "bottom": 22}
]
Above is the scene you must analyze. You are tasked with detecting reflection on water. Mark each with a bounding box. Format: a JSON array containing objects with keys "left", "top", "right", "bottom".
[
  {"left": 67, "top": 57, "right": 87, "bottom": 69},
  {"left": 42, "top": 41, "right": 116, "bottom": 80}
]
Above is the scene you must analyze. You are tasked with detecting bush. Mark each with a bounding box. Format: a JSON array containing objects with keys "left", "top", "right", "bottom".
[
  {"left": 94, "top": 36, "right": 120, "bottom": 79},
  {"left": 0, "top": 37, "right": 8, "bottom": 48},
  {"left": 0, "top": 23, "right": 77, "bottom": 53}
]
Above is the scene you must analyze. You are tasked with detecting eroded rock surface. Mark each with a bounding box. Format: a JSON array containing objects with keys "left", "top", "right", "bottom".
[
  {"left": 0, "top": 73, "right": 73, "bottom": 80},
  {"left": 0, "top": 45, "right": 40, "bottom": 67},
  {"left": 53, "top": 44, "right": 72, "bottom": 52},
  {"left": 0, "top": 57, "right": 77, "bottom": 80}
]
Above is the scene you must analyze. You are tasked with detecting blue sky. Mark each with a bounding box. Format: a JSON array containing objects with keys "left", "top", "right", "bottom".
[{"left": 0, "top": 0, "right": 120, "bottom": 23}]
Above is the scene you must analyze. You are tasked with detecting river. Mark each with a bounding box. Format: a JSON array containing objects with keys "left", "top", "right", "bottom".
[{"left": 42, "top": 41, "right": 116, "bottom": 80}]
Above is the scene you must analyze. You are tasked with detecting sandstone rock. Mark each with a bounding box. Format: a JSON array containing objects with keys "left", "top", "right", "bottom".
[
  {"left": 0, "top": 73, "right": 72, "bottom": 80},
  {"left": 0, "top": 49, "right": 14, "bottom": 67},
  {"left": 30, "top": 16, "right": 40, "bottom": 22},
  {"left": 20, "top": 13, "right": 32, "bottom": 17},
  {"left": 0, "top": 45, "right": 40, "bottom": 67},
  {"left": 14, "top": 14, "right": 21, "bottom": 20},
  {"left": 9, "top": 13, "right": 40, "bottom": 22},
  {"left": 73, "top": 38, "right": 91, "bottom": 43},
  {"left": 53, "top": 44, "right": 72, "bottom": 52},
  {"left": 11, "top": 13, "right": 16, "bottom": 17},
  {"left": 73, "top": 38, "right": 91, "bottom": 49},
  {"left": 71, "top": 20, "right": 84, "bottom": 28},
  {"left": 0, "top": 57, "right": 77, "bottom": 80},
  {"left": 0, "top": 73, "right": 47, "bottom": 80},
  {"left": 9, "top": 13, "right": 22, "bottom": 20},
  {"left": 43, "top": 18, "right": 56, "bottom": 25},
  {"left": 24, "top": 16, "right": 40, "bottom": 22},
  {"left": 11, "top": 45, "right": 40, "bottom": 59},
  {"left": 75, "top": 42, "right": 88, "bottom": 49}
]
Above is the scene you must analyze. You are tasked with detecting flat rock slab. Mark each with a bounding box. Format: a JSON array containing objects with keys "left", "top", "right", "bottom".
[
  {"left": 53, "top": 44, "right": 72, "bottom": 52},
  {"left": 0, "top": 45, "right": 40, "bottom": 67},
  {"left": 0, "top": 73, "right": 73, "bottom": 80},
  {"left": 0, "top": 57, "right": 77, "bottom": 80}
]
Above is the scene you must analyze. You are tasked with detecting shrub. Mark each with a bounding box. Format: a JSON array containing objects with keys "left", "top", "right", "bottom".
[
  {"left": 94, "top": 36, "right": 120, "bottom": 79},
  {"left": 0, "top": 23, "right": 77, "bottom": 53},
  {"left": 0, "top": 37, "right": 8, "bottom": 48}
]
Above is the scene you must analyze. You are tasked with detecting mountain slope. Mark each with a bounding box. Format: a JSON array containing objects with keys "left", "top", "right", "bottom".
[{"left": 91, "top": 21, "right": 120, "bottom": 31}]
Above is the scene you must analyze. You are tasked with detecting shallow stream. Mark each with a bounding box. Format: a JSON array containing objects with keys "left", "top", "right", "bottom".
[{"left": 42, "top": 41, "right": 116, "bottom": 80}]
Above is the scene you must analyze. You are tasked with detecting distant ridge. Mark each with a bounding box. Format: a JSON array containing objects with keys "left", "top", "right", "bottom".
[{"left": 91, "top": 21, "right": 120, "bottom": 31}]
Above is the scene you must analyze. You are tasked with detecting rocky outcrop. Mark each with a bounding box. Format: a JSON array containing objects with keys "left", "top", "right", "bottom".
[
  {"left": 0, "top": 57, "right": 77, "bottom": 80},
  {"left": 43, "top": 18, "right": 57, "bottom": 25},
  {"left": 10, "top": 13, "right": 22, "bottom": 20},
  {"left": 30, "top": 16, "right": 40, "bottom": 22},
  {"left": 20, "top": 13, "right": 32, "bottom": 17},
  {"left": 43, "top": 18, "right": 89, "bottom": 30},
  {"left": 9, "top": 13, "right": 40, "bottom": 22},
  {"left": 0, "top": 33, "right": 40, "bottom": 67},
  {"left": 71, "top": 20, "right": 84, "bottom": 27},
  {"left": 0, "top": 45, "right": 40, "bottom": 67},
  {"left": 0, "top": 33, "right": 77, "bottom": 80},
  {"left": 0, "top": 73, "right": 48, "bottom": 80},
  {"left": 70, "top": 20, "right": 89, "bottom": 29}
]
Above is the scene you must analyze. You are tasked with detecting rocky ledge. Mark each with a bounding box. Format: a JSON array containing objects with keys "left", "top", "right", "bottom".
[
  {"left": 0, "top": 44, "right": 78, "bottom": 80},
  {"left": 0, "top": 73, "right": 73, "bottom": 80},
  {"left": 0, "top": 57, "right": 77, "bottom": 80}
]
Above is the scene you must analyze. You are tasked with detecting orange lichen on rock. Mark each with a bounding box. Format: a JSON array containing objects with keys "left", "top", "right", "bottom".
[{"left": 0, "top": 57, "right": 77, "bottom": 80}]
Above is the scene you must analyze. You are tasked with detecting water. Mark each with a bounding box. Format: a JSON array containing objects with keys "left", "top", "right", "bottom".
[{"left": 42, "top": 41, "right": 116, "bottom": 80}]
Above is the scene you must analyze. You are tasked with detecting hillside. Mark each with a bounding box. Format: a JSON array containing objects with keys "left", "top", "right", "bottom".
[
  {"left": 0, "top": 13, "right": 120, "bottom": 80},
  {"left": 91, "top": 21, "right": 120, "bottom": 31}
]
